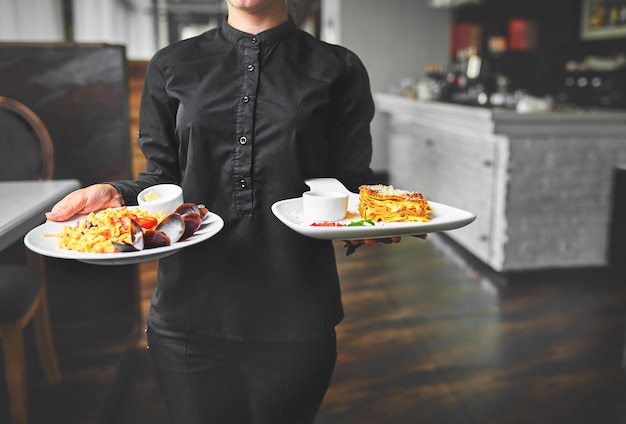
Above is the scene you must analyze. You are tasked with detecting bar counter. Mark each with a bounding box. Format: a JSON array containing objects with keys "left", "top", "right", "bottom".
[{"left": 375, "top": 92, "right": 626, "bottom": 272}]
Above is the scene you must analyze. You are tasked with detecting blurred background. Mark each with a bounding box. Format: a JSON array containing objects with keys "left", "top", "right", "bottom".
[{"left": 1, "top": 0, "right": 626, "bottom": 423}]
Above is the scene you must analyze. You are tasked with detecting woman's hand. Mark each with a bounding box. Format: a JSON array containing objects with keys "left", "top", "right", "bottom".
[
  {"left": 343, "top": 234, "right": 427, "bottom": 256},
  {"left": 45, "top": 183, "right": 124, "bottom": 222}
]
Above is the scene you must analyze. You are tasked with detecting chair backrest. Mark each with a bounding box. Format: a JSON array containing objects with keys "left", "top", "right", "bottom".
[{"left": 0, "top": 96, "right": 54, "bottom": 181}]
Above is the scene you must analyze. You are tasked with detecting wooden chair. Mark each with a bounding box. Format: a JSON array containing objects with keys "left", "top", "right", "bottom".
[{"left": 0, "top": 96, "right": 61, "bottom": 424}]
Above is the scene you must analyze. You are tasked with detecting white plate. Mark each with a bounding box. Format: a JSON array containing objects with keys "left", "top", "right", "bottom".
[
  {"left": 24, "top": 212, "right": 224, "bottom": 265},
  {"left": 272, "top": 179, "right": 475, "bottom": 240}
]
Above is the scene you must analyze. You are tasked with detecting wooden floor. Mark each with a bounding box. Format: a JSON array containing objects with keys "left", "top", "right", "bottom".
[{"left": 3, "top": 234, "right": 626, "bottom": 423}]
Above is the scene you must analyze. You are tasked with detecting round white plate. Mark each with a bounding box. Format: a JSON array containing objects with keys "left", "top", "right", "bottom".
[
  {"left": 271, "top": 193, "right": 476, "bottom": 240},
  {"left": 24, "top": 212, "right": 224, "bottom": 265}
]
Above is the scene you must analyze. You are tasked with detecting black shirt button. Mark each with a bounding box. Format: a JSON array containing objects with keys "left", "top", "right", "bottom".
[
  {"left": 247, "top": 64, "right": 255, "bottom": 72},
  {"left": 251, "top": 37, "right": 258, "bottom": 44},
  {"left": 242, "top": 95, "right": 250, "bottom": 103},
  {"left": 239, "top": 136, "right": 247, "bottom": 145},
  {"left": 239, "top": 179, "right": 247, "bottom": 188}
]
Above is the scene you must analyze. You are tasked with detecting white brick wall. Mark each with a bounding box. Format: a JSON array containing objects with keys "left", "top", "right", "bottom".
[
  {"left": 377, "top": 93, "right": 626, "bottom": 272},
  {"left": 505, "top": 135, "right": 626, "bottom": 269}
]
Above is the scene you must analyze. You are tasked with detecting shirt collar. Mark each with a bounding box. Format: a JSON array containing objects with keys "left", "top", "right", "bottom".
[{"left": 220, "top": 15, "right": 296, "bottom": 47}]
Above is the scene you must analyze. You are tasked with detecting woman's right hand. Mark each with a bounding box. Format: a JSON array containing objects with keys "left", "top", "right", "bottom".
[{"left": 45, "top": 183, "right": 124, "bottom": 222}]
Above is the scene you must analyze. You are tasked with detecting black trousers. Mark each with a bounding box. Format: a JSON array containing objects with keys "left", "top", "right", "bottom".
[{"left": 146, "top": 320, "right": 337, "bottom": 424}]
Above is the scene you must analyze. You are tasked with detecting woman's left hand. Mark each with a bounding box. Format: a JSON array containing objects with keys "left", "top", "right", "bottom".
[{"left": 343, "top": 234, "right": 427, "bottom": 256}]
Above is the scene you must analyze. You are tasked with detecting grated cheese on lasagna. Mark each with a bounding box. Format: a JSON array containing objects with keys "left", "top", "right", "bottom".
[{"left": 358, "top": 184, "right": 432, "bottom": 223}]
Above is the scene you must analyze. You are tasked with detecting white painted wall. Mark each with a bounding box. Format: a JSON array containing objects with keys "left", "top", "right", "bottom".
[
  {"left": 0, "top": 0, "right": 65, "bottom": 42},
  {"left": 0, "top": 0, "right": 157, "bottom": 60},
  {"left": 72, "top": 0, "right": 157, "bottom": 60},
  {"left": 321, "top": 0, "right": 450, "bottom": 173}
]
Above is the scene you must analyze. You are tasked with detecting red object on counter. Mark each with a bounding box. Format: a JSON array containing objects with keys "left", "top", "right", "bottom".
[
  {"left": 508, "top": 19, "right": 537, "bottom": 52},
  {"left": 450, "top": 23, "right": 481, "bottom": 56}
]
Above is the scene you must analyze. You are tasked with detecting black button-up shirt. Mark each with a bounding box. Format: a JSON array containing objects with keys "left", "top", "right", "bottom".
[{"left": 111, "top": 17, "right": 376, "bottom": 341}]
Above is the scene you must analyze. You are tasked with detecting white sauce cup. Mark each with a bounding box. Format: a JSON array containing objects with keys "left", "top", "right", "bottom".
[
  {"left": 137, "top": 184, "right": 184, "bottom": 215},
  {"left": 302, "top": 191, "right": 349, "bottom": 222}
]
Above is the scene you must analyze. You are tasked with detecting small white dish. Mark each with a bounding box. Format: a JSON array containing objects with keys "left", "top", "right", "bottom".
[
  {"left": 137, "top": 184, "right": 183, "bottom": 215},
  {"left": 302, "top": 191, "right": 349, "bottom": 222}
]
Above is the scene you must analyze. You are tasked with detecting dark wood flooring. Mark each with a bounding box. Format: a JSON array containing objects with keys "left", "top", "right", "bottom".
[{"left": 2, "top": 234, "right": 626, "bottom": 423}]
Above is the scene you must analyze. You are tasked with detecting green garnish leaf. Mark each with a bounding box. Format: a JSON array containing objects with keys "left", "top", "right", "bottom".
[{"left": 347, "top": 219, "right": 376, "bottom": 226}]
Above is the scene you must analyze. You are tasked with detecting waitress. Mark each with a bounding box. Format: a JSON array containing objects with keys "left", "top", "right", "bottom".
[{"left": 46, "top": 0, "right": 388, "bottom": 422}]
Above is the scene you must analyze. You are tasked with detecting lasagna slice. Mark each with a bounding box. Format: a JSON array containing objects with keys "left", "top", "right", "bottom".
[{"left": 358, "top": 184, "right": 432, "bottom": 223}]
